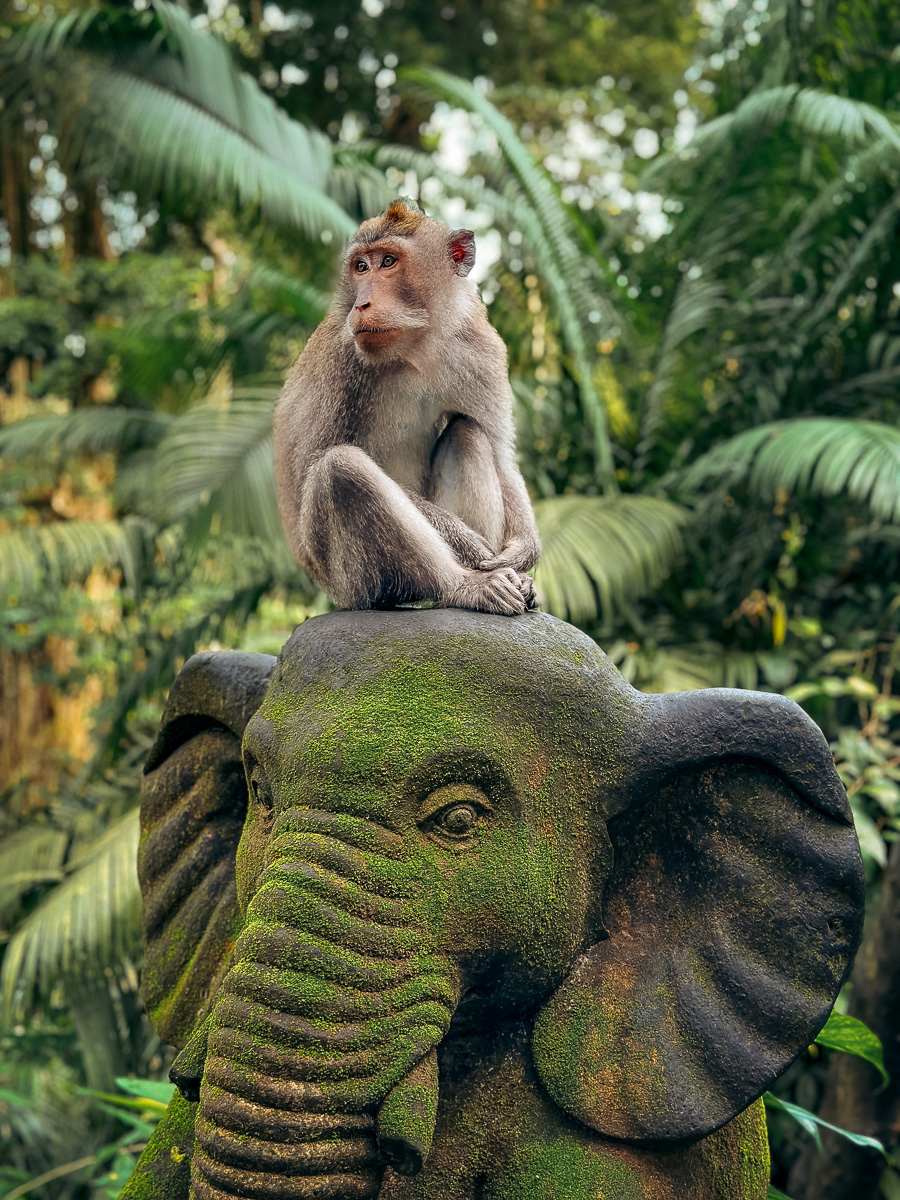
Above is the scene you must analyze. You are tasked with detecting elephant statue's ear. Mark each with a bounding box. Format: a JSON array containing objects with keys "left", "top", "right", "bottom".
[
  {"left": 139, "top": 650, "right": 276, "bottom": 1048},
  {"left": 533, "top": 689, "right": 865, "bottom": 1144}
]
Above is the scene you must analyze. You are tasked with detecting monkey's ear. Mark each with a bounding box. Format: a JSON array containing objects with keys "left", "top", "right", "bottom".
[{"left": 448, "top": 229, "right": 476, "bottom": 277}]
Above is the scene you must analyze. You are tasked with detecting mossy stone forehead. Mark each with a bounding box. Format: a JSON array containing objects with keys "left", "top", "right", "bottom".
[{"left": 249, "top": 609, "right": 639, "bottom": 822}]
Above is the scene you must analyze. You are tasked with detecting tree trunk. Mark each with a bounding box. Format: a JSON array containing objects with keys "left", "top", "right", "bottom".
[
  {"left": 788, "top": 839, "right": 900, "bottom": 1200},
  {"left": 70, "top": 986, "right": 129, "bottom": 1090}
]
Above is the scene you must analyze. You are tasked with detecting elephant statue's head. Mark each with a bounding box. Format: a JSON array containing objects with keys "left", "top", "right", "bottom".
[{"left": 137, "top": 610, "right": 863, "bottom": 1200}]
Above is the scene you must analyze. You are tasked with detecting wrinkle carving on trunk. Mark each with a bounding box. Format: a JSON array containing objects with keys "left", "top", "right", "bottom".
[{"left": 189, "top": 810, "right": 456, "bottom": 1200}]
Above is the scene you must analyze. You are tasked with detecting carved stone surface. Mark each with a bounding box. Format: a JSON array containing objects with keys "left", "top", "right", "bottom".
[{"left": 122, "top": 610, "right": 864, "bottom": 1200}]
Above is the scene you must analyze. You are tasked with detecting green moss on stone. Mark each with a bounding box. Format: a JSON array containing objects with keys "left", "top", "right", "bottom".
[
  {"left": 118, "top": 1094, "right": 195, "bottom": 1200},
  {"left": 487, "top": 1136, "right": 645, "bottom": 1200}
]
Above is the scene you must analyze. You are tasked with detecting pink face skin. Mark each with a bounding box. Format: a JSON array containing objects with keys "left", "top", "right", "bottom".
[{"left": 347, "top": 241, "right": 415, "bottom": 355}]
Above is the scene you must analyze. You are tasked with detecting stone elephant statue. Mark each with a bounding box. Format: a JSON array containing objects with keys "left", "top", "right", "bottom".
[{"left": 122, "top": 610, "right": 864, "bottom": 1200}]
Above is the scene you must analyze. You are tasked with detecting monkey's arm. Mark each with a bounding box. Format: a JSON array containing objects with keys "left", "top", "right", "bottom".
[
  {"left": 478, "top": 460, "right": 541, "bottom": 575},
  {"left": 405, "top": 494, "right": 494, "bottom": 569},
  {"left": 293, "top": 445, "right": 528, "bottom": 615}
]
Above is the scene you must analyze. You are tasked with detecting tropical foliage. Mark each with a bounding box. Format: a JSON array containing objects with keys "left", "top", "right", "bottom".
[{"left": 1, "top": 0, "right": 898, "bottom": 1196}]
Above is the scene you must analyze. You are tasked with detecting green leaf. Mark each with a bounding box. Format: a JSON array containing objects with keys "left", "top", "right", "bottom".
[
  {"left": 683, "top": 420, "right": 900, "bottom": 523},
  {"left": 764, "top": 1093, "right": 887, "bottom": 1157},
  {"left": 15, "top": 1, "right": 356, "bottom": 240},
  {"left": 115, "top": 1078, "right": 176, "bottom": 1105},
  {"left": 0, "top": 826, "right": 68, "bottom": 928},
  {"left": 815, "top": 1012, "right": 889, "bottom": 1087},
  {"left": 533, "top": 494, "right": 689, "bottom": 624},
  {"left": 146, "top": 394, "right": 286, "bottom": 550},
  {"left": 768, "top": 1187, "right": 793, "bottom": 1200},
  {"left": 0, "top": 517, "right": 151, "bottom": 599},
  {"left": 850, "top": 805, "right": 889, "bottom": 870},
  {"left": 0, "top": 408, "right": 171, "bottom": 459},
  {"left": 880, "top": 1167, "right": 900, "bottom": 1200},
  {"left": 0, "top": 811, "right": 141, "bottom": 1018},
  {"left": 666, "top": 86, "right": 900, "bottom": 162}
]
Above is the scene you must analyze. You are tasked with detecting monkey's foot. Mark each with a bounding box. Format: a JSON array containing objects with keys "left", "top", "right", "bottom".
[
  {"left": 446, "top": 568, "right": 527, "bottom": 616},
  {"left": 517, "top": 572, "right": 538, "bottom": 610}
]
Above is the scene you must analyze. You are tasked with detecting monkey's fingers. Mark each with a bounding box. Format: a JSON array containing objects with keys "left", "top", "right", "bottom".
[
  {"left": 517, "top": 572, "right": 539, "bottom": 610},
  {"left": 481, "top": 568, "right": 527, "bottom": 616},
  {"left": 448, "top": 569, "right": 525, "bottom": 616},
  {"left": 479, "top": 539, "right": 530, "bottom": 574}
]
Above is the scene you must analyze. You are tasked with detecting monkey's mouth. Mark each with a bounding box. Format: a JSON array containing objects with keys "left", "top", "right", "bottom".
[{"left": 353, "top": 326, "right": 403, "bottom": 352}]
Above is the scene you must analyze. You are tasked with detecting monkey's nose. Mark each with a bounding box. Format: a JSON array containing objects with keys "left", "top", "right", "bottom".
[{"left": 356, "top": 301, "right": 371, "bottom": 311}]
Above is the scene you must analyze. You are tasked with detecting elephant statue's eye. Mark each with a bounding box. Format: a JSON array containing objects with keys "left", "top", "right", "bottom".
[
  {"left": 440, "top": 804, "right": 479, "bottom": 835},
  {"left": 247, "top": 763, "right": 275, "bottom": 819},
  {"left": 419, "top": 784, "right": 492, "bottom": 847}
]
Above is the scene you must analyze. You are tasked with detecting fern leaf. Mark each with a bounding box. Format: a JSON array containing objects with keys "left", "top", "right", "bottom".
[
  {"left": 0, "top": 517, "right": 150, "bottom": 599},
  {"left": 683, "top": 419, "right": 900, "bottom": 522},
  {"left": 0, "top": 408, "right": 170, "bottom": 458},
  {"left": 1, "top": 811, "right": 141, "bottom": 1018},
  {"left": 533, "top": 495, "right": 689, "bottom": 623}
]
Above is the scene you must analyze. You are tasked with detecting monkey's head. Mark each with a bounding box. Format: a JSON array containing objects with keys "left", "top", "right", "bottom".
[{"left": 340, "top": 200, "right": 477, "bottom": 361}]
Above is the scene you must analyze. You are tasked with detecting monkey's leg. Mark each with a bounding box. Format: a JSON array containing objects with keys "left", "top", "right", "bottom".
[{"left": 302, "top": 445, "right": 527, "bottom": 615}]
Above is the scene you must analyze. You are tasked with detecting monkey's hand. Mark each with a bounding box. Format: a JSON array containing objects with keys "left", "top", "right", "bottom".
[
  {"left": 479, "top": 536, "right": 540, "bottom": 575},
  {"left": 407, "top": 495, "right": 495, "bottom": 569},
  {"left": 446, "top": 567, "right": 528, "bottom": 616}
]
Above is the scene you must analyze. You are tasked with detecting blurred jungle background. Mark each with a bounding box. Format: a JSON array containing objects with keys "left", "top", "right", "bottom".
[{"left": 0, "top": 0, "right": 899, "bottom": 1195}]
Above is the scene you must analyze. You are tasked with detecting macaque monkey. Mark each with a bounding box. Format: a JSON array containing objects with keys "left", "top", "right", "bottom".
[{"left": 274, "top": 199, "right": 540, "bottom": 615}]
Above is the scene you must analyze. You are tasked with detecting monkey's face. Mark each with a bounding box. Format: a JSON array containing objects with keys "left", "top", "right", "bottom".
[
  {"left": 341, "top": 206, "right": 477, "bottom": 363},
  {"left": 346, "top": 239, "right": 431, "bottom": 359}
]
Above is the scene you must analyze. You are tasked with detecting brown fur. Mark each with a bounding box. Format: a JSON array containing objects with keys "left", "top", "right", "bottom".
[{"left": 273, "top": 201, "right": 540, "bottom": 613}]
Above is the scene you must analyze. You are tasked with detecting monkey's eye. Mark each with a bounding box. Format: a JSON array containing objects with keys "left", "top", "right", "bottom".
[
  {"left": 380, "top": 253, "right": 397, "bottom": 268},
  {"left": 354, "top": 260, "right": 369, "bottom": 273},
  {"left": 419, "top": 784, "right": 492, "bottom": 847}
]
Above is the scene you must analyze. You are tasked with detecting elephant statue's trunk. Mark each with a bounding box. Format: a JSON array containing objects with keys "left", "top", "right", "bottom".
[{"left": 188, "top": 808, "right": 456, "bottom": 1200}]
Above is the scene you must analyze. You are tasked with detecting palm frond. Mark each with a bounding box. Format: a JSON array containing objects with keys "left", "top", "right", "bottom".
[
  {"left": 399, "top": 67, "right": 622, "bottom": 492},
  {"left": 1, "top": 810, "right": 141, "bottom": 1018},
  {"left": 16, "top": 1, "right": 355, "bottom": 240},
  {"left": 746, "top": 139, "right": 894, "bottom": 303},
  {"left": 0, "top": 407, "right": 170, "bottom": 458},
  {"left": 691, "top": 86, "right": 900, "bottom": 156},
  {"left": 247, "top": 264, "right": 330, "bottom": 323},
  {"left": 97, "top": 576, "right": 276, "bottom": 762},
  {"left": 802, "top": 191, "right": 900, "bottom": 335},
  {"left": 0, "top": 826, "right": 69, "bottom": 929},
  {"left": 533, "top": 494, "right": 689, "bottom": 624},
  {"left": 328, "top": 143, "right": 396, "bottom": 220},
  {"left": 682, "top": 419, "right": 900, "bottom": 522},
  {"left": 818, "top": 367, "right": 900, "bottom": 404},
  {"left": 638, "top": 274, "right": 728, "bottom": 460},
  {"left": 0, "top": 517, "right": 151, "bottom": 599},
  {"left": 147, "top": 394, "right": 283, "bottom": 545}
]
